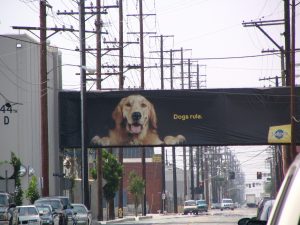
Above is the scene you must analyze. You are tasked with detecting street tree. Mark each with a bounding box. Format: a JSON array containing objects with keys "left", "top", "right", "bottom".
[
  {"left": 26, "top": 175, "right": 40, "bottom": 204},
  {"left": 10, "top": 152, "right": 23, "bottom": 205},
  {"left": 102, "top": 149, "right": 123, "bottom": 220},
  {"left": 128, "top": 171, "right": 145, "bottom": 217}
]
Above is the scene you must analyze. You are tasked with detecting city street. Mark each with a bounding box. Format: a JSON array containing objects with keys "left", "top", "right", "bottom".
[{"left": 100, "top": 207, "right": 257, "bottom": 225}]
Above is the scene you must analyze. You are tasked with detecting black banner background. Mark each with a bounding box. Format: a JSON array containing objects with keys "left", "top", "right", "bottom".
[{"left": 59, "top": 87, "right": 300, "bottom": 148}]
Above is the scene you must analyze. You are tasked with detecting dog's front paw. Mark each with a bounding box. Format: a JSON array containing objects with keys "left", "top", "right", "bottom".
[
  {"left": 90, "top": 135, "right": 110, "bottom": 146},
  {"left": 164, "top": 135, "right": 186, "bottom": 145}
]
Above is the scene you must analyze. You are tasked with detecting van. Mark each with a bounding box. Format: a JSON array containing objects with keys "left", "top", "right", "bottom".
[
  {"left": 183, "top": 200, "right": 198, "bottom": 215},
  {"left": 220, "top": 198, "right": 234, "bottom": 211}
]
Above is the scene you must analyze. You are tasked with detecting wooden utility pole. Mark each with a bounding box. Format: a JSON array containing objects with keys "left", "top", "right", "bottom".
[
  {"left": 160, "top": 35, "right": 164, "bottom": 89},
  {"left": 13, "top": 1, "right": 76, "bottom": 197},
  {"left": 204, "top": 147, "right": 210, "bottom": 207},
  {"left": 118, "top": 0, "right": 124, "bottom": 218},
  {"left": 172, "top": 147, "right": 178, "bottom": 213},
  {"left": 79, "top": 0, "right": 89, "bottom": 209},
  {"left": 170, "top": 49, "right": 173, "bottom": 89},
  {"left": 190, "top": 147, "right": 194, "bottom": 199},
  {"left": 183, "top": 147, "right": 187, "bottom": 200},
  {"left": 196, "top": 147, "right": 200, "bottom": 199},
  {"left": 290, "top": 0, "right": 297, "bottom": 160},
  {"left": 284, "top": 0, "right": 293, "bottom": 174},
  {"left": 40, "top": 0, "right": 49, "bottom": 197},
  {"left": 138, "top": 0, "right": 146, "bottom": 216},
  {"left": 149, "top": 34, "right": 173, "bottom": 213},
  {"left": 139, "top": 0, "right": 145, "bottom": 89},
  {"left": 95, "top": 0, "right": 103, "bottom": 220},
  {"left": 181, "top": 48, "right": 184, "bottom": 89}
]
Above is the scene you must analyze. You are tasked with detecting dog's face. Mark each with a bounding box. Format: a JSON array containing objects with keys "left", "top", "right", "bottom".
[{"left": 112, "top": 95, "right": 157, "bottom": 135}]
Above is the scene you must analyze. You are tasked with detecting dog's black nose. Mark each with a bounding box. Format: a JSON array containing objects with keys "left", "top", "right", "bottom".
[{"left": 132, "top": 112, "right": 141, "bottom": 121}]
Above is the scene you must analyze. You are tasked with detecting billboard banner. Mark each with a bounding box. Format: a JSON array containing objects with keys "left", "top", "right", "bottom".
[{"left": 59, "top": 87, "right": 300, "bottom": 148}]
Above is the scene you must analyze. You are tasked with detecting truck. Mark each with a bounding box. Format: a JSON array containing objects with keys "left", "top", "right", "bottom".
[
  {"left": 0, "top": 192, "right": 15, "bottom": 225},
  {"left": 246, "top": 194, "right": 257, "bottom": 208}
]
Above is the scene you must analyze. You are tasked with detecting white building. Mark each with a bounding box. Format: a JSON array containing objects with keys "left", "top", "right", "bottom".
[{"left": 0, "top": 34, "right": 62, "bottom": 200}]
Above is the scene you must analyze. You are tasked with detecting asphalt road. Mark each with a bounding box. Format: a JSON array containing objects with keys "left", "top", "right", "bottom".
[{"left": 99, "top": 207, "right": 257, "bottom": 225}]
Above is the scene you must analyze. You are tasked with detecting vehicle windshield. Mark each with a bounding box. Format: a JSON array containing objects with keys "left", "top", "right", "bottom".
[
  {"left": 0, "top": 195, "right": 9, "bottom": 206},
  {"left": 223, "top": 199, "right": 233, "bottom": 203},
  {"left": 19, "top": 207, "right": 38, "bottom": 216},
  {"left": 36, "top": 206, "right": 51, "bottom": 216},
  {"left": 72, "top": 205, "right": 87, "bottom": 214},
  {"left": 197, "top": 200, "right": 206, "bottom": 204},
  {"left": 185, "top": 201, "right": 196, "bottom": 206},
  {"left": 36, "top": 200, "right": 62, "bottom": 210},
  {"left": 56, "top": 197, "right": 71, "bottom": 208}
]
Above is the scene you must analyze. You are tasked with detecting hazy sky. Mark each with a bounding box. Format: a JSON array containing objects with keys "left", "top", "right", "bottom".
[
  {"left": 1, "top": 0, "right": 298, "bottom": 184},
  {"left": 1, "top": 0, "right": 298, "bottom": 90}
]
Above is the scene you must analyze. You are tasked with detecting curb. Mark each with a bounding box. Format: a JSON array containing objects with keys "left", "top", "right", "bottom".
[{"left": 97, "top": 215, "right": 153, "bottom": 224}]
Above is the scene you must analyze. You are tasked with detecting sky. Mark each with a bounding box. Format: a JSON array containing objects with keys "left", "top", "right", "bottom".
[{"left": 1, "top": 0, "right": 299, "bottom": 185}]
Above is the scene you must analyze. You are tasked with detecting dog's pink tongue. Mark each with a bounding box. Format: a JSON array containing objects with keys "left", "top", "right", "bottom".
[{"left": 131, "top": 125, "right": 141, "bottom": 134}]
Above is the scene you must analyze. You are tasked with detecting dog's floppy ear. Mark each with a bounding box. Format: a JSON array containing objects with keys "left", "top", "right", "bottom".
[
  {"left": 112, "top": 98, "right": 125, "bottom": 126},
  {"left": 149, "top": 102, "right": 158, "bottom": 129}
]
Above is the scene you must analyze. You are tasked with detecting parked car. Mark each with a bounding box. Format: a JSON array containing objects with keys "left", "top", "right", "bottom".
[
  {"left": 71, "top": 204, "right": 91, "bottom": 225},
  {"left": 35, "top": 198, "right": 66, "bottom": 225},
  {"left": 49, "top": 197, "right": 73, "bottom": 224},
  {"left": 0, "top": 192, "right": 15, "bottom": 225},
  {"left": 183, "top": 200, "right": 198, "bottom": 215},
  {"left": 196, "top": 200, "right": 208, "bottom": 212},
  {"left": 220, "top": 198, "right": 234, "bottom": 211},
  {"left": 11, "top": 205, "right": 41, "bottom": 225},
  {"left": 36, "top": 204, "right": 57, "bottom": 225},
  {"left": 211, "top": 202, "right": 221, "bottom": 209}
]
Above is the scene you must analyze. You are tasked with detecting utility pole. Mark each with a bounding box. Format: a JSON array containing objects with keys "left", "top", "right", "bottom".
[
  {"left": 196, "top": 146, "right": 200, "bottom": 199},
  {"left": 149, "top": 34, "right": 173, "bottom": 213},
  {"left": 183, "top": 147, "right": 187, "bottom": 201},
  {"left": 139, "top": 0, "right": 145, "bottom": 89},
  {"left": 188, "top": 59, "right": 191, "bottom": 89},
  {"left": 242, "top": 2, "right": 297, "bottom": 174},
  {"left": 290, "top": 0, "right": 297, "bottom": 160},
  {"left": 40, "top": 0, "right": 49, "bottom": 197},
  {"left": 118, "top": 0, "right": 124, "bottom": 218},
  {"left": 181, "top": 48, "right": 184, "bottom": 89},
  {"left": 172, "top": 146, "right": 178, "bottom": 213},
  {"left": 170, "top": 49, "right": 174, "bottom": 89},
  {"left": 79, "top": 0, "right": 89, "bottom": 209},
  {"left": 190, "top": 147, "right": 194, "bottom": 199},
  {"left": 204, "top": 147, "right": 210, "bottom": 207},
  {"left": 13, "top": 1, "right": 76, "bottom": 197},
  {"left": 95, "top": 0, "right": 103, "bottom": 220}
]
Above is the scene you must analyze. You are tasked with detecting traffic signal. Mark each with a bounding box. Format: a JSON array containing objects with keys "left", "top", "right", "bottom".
[
  {"left": 257, "top": 171, "right": 262, "bottom": 179},
  {"left": 229, "top": 171, "right": 235, "bottom": 179}
]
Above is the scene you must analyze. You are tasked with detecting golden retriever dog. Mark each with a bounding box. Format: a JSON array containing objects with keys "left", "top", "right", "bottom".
[{"left": 91, "top": 94, "right": 185, "bottom": 146}]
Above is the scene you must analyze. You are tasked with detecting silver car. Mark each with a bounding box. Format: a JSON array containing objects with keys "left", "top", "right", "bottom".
[
  {"left": 12, "top": 205, "right": 41, "bottom": 225},
  {"left": 70, "top": 204, "right": 91, "bottom": 225}
]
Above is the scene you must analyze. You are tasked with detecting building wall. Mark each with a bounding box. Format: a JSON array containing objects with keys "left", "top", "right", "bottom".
[
  {"left": 123, "top": 161, "right": 162, "bottom": 213},
  {"left": 0, "top": 34, "right": 61, "bottom": 199}
]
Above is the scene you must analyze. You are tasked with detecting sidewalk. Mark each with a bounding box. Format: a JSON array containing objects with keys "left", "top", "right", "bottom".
[{"left": 96, "top": 213, "right": 183, "bottom": 224}]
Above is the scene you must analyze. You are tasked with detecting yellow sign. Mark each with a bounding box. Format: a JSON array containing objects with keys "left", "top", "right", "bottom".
[
  {"left": 152, "top": 154, "right": 162, "bottom": 162},
  {"left": 268, "top": 124, "right": 291, "bottom": 143}
]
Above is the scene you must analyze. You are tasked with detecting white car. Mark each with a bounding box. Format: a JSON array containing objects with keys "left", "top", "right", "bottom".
[
  {"left": 220, "top": 198, "right": 234, "bottom": 211},
  {"left": 12, "top": 205, "right": 41, "bottom": 225},
  {"left": 183, "top": 200, "right": 198, "bottom": 215},
  {"left": 71, "top": 204, "right": 91, "bottom": 225}
]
